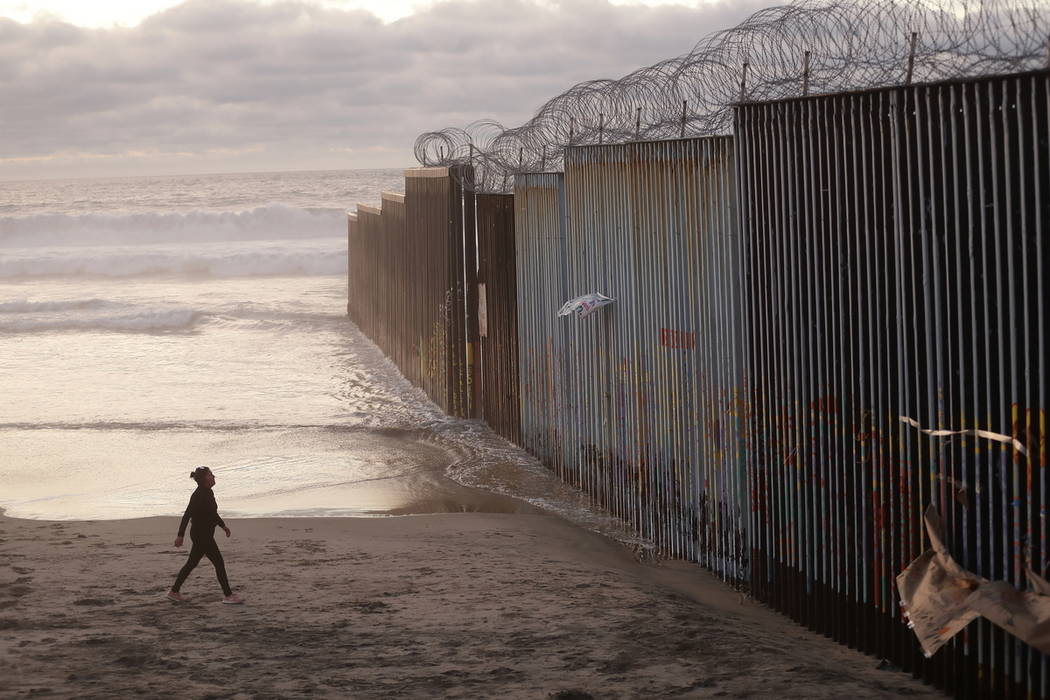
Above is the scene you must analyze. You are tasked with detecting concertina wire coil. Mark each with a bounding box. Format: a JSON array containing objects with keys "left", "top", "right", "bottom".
[{"left": 412, "top": 0, "right": 1050, "bottom": 193}]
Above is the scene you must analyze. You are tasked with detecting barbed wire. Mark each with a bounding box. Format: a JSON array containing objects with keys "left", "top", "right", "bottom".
[{"left": 414, "top": 0, "right": 1049, "bottom": 192}]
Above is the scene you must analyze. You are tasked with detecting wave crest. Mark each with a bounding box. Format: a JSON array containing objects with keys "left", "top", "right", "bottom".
[
  {"left": 0, "top": 238, "right": 347, "bottom": 279},
  {"left": 0, "top": 298, "right": 113, "bottom": 313},
  {"left": 0, "top": 204, "right": 345, "bottom": 248},
  {"left": 0, "top": 294, "right": 349, "bottom": 335},
  {"left": 0, "top": 301, "right": 200, "bottom": 333}
]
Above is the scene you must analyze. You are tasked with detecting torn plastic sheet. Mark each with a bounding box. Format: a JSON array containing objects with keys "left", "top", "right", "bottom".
[
  {"left": 896, "top": 505, "right": 1050, "bottom": 657},
  {"left": 557, "top": 293, "right": 614, "bottom": 319},
  {"left": 899, "top": 415, "right": 1029, "bottom": 457}
]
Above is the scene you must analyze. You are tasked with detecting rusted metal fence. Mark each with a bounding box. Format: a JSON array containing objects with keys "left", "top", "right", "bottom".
[
  {"left": 514, "top": 173, "right": 570, "bottom": 474},
  {"left": 508, "top": 71, "right": 1047, "bottom": 698},
  {"left": 347, "top": 166, "right": 475, "bottom": 417},
  {"left": 736, "top": 70, "right": 1048, "bottom": 698},
  {"left": 515, "top": 139, "right": 746, "bottom": 572},
  {"left": 476, "top": 193, "right": 521, "bottom": 442},
  {"left": 567, "top": 138, "right": 746, "bottom": 571},
  {"left": 348, "top": 69, "right": 1047, "bottom": 699}
]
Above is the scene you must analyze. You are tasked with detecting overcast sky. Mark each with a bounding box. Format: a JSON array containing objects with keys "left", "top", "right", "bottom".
[{"left": 1, "top": 0, "right": 766, "bottom": 180}]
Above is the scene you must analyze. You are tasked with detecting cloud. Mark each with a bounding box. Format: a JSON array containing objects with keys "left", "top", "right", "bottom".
[{"left": 0, "top": 0, "right": 766, "bottom": 179}]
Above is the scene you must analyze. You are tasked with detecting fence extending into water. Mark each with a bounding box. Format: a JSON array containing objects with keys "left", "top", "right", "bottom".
[
  {"left": 348, "top": 167, "right": 475, "bottom": 418},
  {"left": 347, "top": 69, "right": 1049, "bottom": 698}
]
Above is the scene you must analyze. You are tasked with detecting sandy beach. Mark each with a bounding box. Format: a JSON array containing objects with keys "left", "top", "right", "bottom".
[{"left": 0, "top": 510, "right": 940, "bottom": 699}]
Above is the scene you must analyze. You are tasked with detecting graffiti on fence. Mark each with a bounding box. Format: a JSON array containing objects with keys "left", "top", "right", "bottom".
[{"left": 659, "top": 327, "right": 696, "bottom": 349}]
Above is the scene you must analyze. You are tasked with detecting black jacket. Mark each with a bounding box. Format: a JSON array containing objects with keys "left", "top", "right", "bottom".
[{"left": 177, "top": 486, "right": 227, "bottom": 539}]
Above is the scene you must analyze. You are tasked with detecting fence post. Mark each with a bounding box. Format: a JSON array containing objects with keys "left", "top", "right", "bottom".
[
  {"left": 906, "top": 31, "right": 918, "bottom": 85},
  {"left": 680, "top": 100, "right": 687, "bottom": 138},
  {"left": 599, "top": 112, "right": 604, "bottom": 144},
  {"left": 802, "top": 50, "right": 811, "bottom": 96},
  {"left": 740, "top": 62, "right": 750, "bottom": 102},
  {"left": 460, "top": 165, "right": 479, "bottom": 419}
]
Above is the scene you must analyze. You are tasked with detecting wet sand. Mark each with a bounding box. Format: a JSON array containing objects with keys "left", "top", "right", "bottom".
[{"left": 0, "top": 511, "right": 941, "bottom": 699}]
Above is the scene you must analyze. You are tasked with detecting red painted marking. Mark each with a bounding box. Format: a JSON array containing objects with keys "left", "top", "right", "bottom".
[{"left": 659, "top": 328, "right": 696, "bottom": 349}]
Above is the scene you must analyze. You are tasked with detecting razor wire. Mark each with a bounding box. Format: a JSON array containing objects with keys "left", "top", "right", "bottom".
[{"left": 414, "top": 0, "right": 1050, "bottom": 192}]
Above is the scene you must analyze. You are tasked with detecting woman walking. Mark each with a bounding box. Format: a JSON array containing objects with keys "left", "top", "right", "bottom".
[{"left": 167, "top": 466, "right": 244, "bottom": 604}]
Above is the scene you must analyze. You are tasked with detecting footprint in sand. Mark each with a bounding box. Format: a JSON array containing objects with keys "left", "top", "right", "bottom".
[
  {"left": 550, "top": 690, "right": 595, "bottom": 700},
  {"left": 351, "top": 600, "right": 391, "bottom": 614},
  {"left": 293, "top": 540, "right": 326, "bottom": 554}
]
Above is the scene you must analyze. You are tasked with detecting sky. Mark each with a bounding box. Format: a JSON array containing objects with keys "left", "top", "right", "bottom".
[{"left": 0, "top": 0, "right": 766, "bottom": 180}]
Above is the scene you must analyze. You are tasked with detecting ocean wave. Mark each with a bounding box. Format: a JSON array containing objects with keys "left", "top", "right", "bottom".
[
  {"left": 0, "top": 238, "right": 347, "bottom": 279},
  {"left": 0, "top": 294, "right": 351, "bottom": 334},
  {"left": 0, "top": 203, "right": 346, "bottom": 248},
  {"left": 0, "top": 298, "right": 114, "bottom": 313},
  {"left": 0, "top": 303, "right": 201, "bottom": 333}
]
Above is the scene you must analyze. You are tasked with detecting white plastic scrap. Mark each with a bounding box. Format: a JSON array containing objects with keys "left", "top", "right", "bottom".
[{"left": 557, "top": 293, "right": 615, "bottom": 320}]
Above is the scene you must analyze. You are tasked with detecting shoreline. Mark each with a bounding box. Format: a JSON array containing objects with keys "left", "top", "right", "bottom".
[{"left": 0, "top": 509, "right": 940, "bottom": 698}]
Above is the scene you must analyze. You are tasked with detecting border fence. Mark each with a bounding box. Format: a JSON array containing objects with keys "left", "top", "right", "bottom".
[
  {"left": 514, "top": 173, "right": 570, "bottom": 476},
  {"left": 348, "top": 167, "right": 475, "bottom": 418},
  {"left": 476, "top": 193, "right": 521, "bottom": 442},
  {"left": 737, "top": 69, "right": 1048, "bottom": 698},
  {"left": 347, "top": 69, "right": 1049, "bottom": 699}
]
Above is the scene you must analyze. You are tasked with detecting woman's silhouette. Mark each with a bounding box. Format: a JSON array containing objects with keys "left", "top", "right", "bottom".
[{"left": 167, "top": 466, "right": 244, "bottom": 604}]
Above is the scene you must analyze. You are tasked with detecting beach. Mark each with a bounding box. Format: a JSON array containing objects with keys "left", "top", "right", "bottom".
[{"left": 0, "top": 510, "right": 940, "bottom": 699}]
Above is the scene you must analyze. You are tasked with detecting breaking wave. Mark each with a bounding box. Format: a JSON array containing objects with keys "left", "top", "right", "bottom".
[
  {"left": 0, "top": 294, "right": 349, "bottom": 335},
  {"left": 0, "top": 203, "right": 345, "bottom": 248},
  {"left": 0, "top": 300, "right": 201, "bottom": 333},
  {"left": 0, "top": 298, "right": 113, "bottom": 313},
  {"left": 0, "top": 238, "right": 347, "bottom": 279}
]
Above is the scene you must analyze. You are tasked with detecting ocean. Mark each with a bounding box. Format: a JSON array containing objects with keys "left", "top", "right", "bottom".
[{"left": 0, "top": 169, "right": 564, "bottom": 522}]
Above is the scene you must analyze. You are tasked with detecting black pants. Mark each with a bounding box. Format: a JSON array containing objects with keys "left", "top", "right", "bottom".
[{"left": 173, "top": 535, "right": 232, "bottom": 596}]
